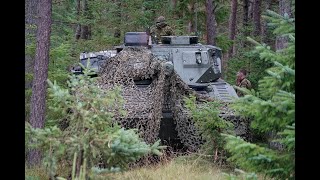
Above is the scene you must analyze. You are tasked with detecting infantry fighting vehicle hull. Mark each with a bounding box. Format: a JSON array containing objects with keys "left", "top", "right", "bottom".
[
  {"left": 73, "top": 32, "right": 238, "bottom": 101},
  {"left": 72, "top": 32, "right": 244, "bottom": 151}
]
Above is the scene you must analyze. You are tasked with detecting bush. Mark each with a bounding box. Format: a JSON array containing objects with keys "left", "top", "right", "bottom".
[
  {"left": 25, "top": 67, "right": 165, "bottom": 179},
  {"left": 184, "top": 96, "right": 233, "bottom": 163}
]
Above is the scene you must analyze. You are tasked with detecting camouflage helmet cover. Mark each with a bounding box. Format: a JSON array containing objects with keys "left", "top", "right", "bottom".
[{"left": 156, "top": 16, "right": 166, "bottom": 23}]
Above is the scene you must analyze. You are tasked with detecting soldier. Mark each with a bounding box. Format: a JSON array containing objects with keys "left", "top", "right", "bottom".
[
  {"left": 150, "top": 16, "right": 174, "bottom": 44},
  {"left": 235, "top": 69, "right": 252, "bottom": 97}
]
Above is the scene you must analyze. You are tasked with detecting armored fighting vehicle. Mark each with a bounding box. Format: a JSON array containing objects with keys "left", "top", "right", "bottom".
[
  {"left": 72, "top": 32, "right": 246, "bottom": 151},
  {"left": 72, "top": 32, "right": 238, "bottom": 101}
]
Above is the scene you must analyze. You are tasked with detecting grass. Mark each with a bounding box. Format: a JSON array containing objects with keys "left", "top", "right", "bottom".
[
  {"left": 25, "top": 163, "right": 70, "bottom": 180},
  {"left": 25, "top": 166, "right": 47, "bottom": 180},
  {"left": 106, "top": 159, "right": 226, "bottom": 180},
  {"left": 26, "top": 155, "right": 228, "bottom": 180},
  {"left": 26, "top": 155, "right": 265, "bottom": 180}
]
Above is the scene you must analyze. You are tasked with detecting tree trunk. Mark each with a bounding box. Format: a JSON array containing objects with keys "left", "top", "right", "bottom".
[
  {"left": 25, "top": 0, "right": 39, "bottom": 74},
  {"left": 243, "top": 0, "right": 249, "bottom": 38},
  {"left": 171, "top": 0, "right": 178, "bottom": 19},
  {"left": 113, "top": 28, "right": 121, "bottom": 45},
  {"left": 228, "top": 0, "right": 238, "bottom": 57},
  {"left": 28, "top": 0, "right": 52, "bottom": 166},
  {"left": 171, "top": 0, "right": 177, "bottom": 8},
  {"left": 187, "top": 1, "right": 195, "bottom": 34},
  {"left": 205, "top": 0, "right": 216, "bottom": 45},
  {"left": 75, "top": 0, "right": 81, "bottom": 40},
  {"left": 248, "top": 0, "right": 253, "bottom": 20},
  {"left": 261, "top": 0, "right": 272, "bottom": 43},
  {"left": 276, "top": 0, "right": 292, "bottom": 50},
  {"left": 195, "top": 0, "right": 199, "bottom": 35},
  {"left": 80, "top": 0, "right": 90, "bottom": 40},
  {"left": 187, "top": 21, "right": 193, "bottom": 34},
  {"left": 252, "top": 0, "right": 261, "bottom": 36},
  {"left": 80, "top": 26, "right": 89, "bottom": 39},
  {"left": 114, "top": 0, "right": 122, "bottom": 41}
]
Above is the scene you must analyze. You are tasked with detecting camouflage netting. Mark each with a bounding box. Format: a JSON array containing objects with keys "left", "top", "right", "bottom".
[
  {"left": 98, "top": 47, "right": 165, "bottom": 145},
  {"left": 97, "top": 46, "right": 251, "bottom": 154}
]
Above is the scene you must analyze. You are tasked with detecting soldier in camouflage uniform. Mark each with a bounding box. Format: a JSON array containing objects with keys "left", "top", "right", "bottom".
[
  {"left": 150, "top": 16, "right": 174, "bottom": 44},
  {"left": 235, "top": 69, "right": 252, "bottom": 97}
]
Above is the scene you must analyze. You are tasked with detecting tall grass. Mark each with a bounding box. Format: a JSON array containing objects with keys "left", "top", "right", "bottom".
[
  {"left": 26, "top": 155, "right": 267, "bottom": 180},
  {"left": 26, "top": 155, "right": 227, "bottom": 179},
  {"left": 96, "top": 155, "right": 228, "bottom": 180}
]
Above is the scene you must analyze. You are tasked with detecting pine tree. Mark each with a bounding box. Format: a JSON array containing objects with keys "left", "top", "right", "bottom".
[
  {"left": 184, "top": 96, "right": 234, "bottom": 164},
  {"left": 25, "top": 66, "right": 165, "bottom": 178},
  {"left": 223, "top": 9, "right": 295, "bottom": 179}
]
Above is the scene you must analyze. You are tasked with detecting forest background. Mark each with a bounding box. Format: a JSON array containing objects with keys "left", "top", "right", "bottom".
[{"left": 25, "top": 0, "right": 295, "bottom": 179}]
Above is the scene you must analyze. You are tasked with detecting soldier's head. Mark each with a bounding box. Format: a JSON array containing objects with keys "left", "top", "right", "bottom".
[
  {"left": 237, "top": 69, "right": 247, "bottom": 79},
  {"left": 156, "top": 16, "right": 166, "bottom": 28}
]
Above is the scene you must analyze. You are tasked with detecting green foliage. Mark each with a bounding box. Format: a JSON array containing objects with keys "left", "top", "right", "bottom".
[
  {"left": 25, "top": 73, "right": 34, "bottom": 116},
  {"left": 25, "top": 67, "right": 165, "bottom": 178},
  {"left": 25, "top": 89, "right": 32, "bottom": 119},
  {"left": 26, "top": 0, "right": 292, "bottom": 176},
  {"left": 233, "top": 16, "right": 295, "bottom": 132},
  {"left": 225, "top": 43, "right": 272, "bottom": 89},
  {"left": 276, "top": 124, "right": 295, "bottom": 152},
  {"left": 52, "top": 152, "right": 88, "bottom": 180},
  {"left": 72, "top": 38, "right": 117, "bottom": 53},
  {"left": 25, "top": 73, "right": 34, "bottom": 83},
  {"left": 224, "top": 10, "right": 295, "bottom": 179},
  {"left": 263, "top": 10, "right": 295, "bottom": 43},
  {"left": 25, "top": 124, "right": 65, "bottom": 177},
  {"left": 224, "top": 8, "right": 280, "bottom": 86},
  {"left": 216, "top": 34, "right": 233, "bottom": 52},
  {"left": 223, "top": 133, "right": 294, "bottom": 179},
  {"left": 231, "top": 88, "right": 294, "bottom": 133},
  {"left": 26, "top": 43, "right": 36, "bottom": 58},
  {"left": 45, "top": 39, "right": 77, "bottom": 126},
  {"left": 223, "top": 134, "right": 276, "bottom": 172},
  {"left": 184, "top": 95, "right": 233, "bottom": 160},
  {"left": 223, "top": 169, "right": 258, "bottom": 180},
  {"left": 128, "top": 0, "right": 164, "bottom": 29},
  {"left": 26, "top": 25, "right": 36, "bottom": 58},
  {"left": 27, "top": 154, "right": 227, "bottom": 179},
  {"left": 215, "top": 3, "right": 230, "bottom": 24},
  {"left": 48, "top": 41, "right": 75, "bottom": 87}
]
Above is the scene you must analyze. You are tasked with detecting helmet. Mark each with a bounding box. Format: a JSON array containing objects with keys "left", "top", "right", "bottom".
[{"left": 156, "top": 16, "right": 165, "bottom": 23}]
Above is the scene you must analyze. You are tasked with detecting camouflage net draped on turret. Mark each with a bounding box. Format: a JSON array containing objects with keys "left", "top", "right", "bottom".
[
  {"left": 98, "top": 47, "right": 165, "bottom": 144},
  {"left": 97, "top": 47, "right": 205, "bottom": 150},
  {"left": 97, "top": 47, "right": 251, "bottom": 154}
]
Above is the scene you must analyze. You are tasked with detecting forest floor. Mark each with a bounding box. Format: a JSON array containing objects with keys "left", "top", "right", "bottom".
[
  {"left": 105, "top": 156, "right": 228, "bottom": 180},
  {"left": 25, "top": 155, "right": 232, "bottom": 180}
]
